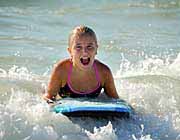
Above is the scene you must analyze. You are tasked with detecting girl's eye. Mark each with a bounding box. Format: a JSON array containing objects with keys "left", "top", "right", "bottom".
[
  {"left": 75, "top": 46, "right": 81, "bottom": 50},
  {"left": 87, "top": 45, "right": 94, "bottom": 49}
]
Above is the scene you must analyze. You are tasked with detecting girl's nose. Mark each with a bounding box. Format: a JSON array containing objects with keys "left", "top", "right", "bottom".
[{"left": 82, "top": 47, "right": 88, "bottom": 53}]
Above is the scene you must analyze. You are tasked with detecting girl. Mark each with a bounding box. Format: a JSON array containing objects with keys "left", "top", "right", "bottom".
[{"left": 43, "top": 25, "right": 119, "bottom": 102}]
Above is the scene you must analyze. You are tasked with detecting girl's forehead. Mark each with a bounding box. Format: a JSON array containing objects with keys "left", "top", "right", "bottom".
[{"left": 72, "top": 35, "right": 97, "bottom": 44}]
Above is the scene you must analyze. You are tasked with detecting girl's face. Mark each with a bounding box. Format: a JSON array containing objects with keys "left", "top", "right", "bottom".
[{"left": 68, "top": 35, "right": 98, "bottom": 71}]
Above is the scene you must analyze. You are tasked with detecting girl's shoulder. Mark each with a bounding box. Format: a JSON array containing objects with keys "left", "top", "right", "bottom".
[
  {"left": 94, "top": 59, "right": 111, "bottom": 74},
  {"left": 53, "top": 58, "right": 71, "bottom": 74},
  {"left": 94, "top": 60, "right": 112, "bottom": 84},
  {"left": 55, "top": 58, "right": 71, "bottom": 67}
]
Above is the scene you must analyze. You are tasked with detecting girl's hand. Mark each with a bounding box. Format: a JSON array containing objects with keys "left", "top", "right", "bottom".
[{"left": 43, "top": 93, "right": 55, "bottom": 104}]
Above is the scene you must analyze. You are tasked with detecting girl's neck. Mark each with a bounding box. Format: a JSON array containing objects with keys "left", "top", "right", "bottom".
[{"left": 72, "top": 64, "right": 94, "bottom": 76}]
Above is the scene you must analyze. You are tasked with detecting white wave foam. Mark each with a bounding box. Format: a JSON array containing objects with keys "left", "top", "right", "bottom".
[
  {"left": 170, "top": 53, "right": 180, "bottom": 74},
  {"left": 85, "top": 122, "right": 117, "bottom": 140},
  {"left": 0, "top": 65, "right": 48, "bottom": 83},
  {"left": 8, "top": 65, "right": 33, "bottom": 80},
  {"left": 0, "top": 68, "right": 7, "bottom": 78},
  {"left": 31, "top": 125, "right": 58, "bottom": 140},
  {"left": 115, "top": 53, "right": 180, "bottom": 79}
]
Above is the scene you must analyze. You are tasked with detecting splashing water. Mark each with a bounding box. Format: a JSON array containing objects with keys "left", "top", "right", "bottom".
[{"left": 0, "top": 0, "right": 180, "bottom": 139}]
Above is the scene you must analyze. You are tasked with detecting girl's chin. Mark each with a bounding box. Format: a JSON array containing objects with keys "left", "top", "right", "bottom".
[
  {"left": 80, "top": 64, "right": 92, "bottom": 69},
  {"left": 79, "top": 62, "right": 93, "bottom": 70}
]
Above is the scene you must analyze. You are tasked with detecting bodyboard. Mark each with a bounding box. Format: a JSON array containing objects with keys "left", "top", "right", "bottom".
[{"left": 51, "top": 98, "right": 132, "bottom": 118}]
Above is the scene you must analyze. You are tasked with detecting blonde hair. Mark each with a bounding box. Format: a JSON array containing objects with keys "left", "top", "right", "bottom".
[{"left": 68, "top": 25, "right": 97, "bottom": 48}]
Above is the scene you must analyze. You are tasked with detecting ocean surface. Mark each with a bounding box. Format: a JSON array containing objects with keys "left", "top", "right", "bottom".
[{"left": 0, "top": 0, "right": 180, "bottom": 140}]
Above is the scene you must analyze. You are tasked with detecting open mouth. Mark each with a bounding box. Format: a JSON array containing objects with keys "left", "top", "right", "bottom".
[{"left": 80, "top": 57, "right": 90, "bottom": 65}]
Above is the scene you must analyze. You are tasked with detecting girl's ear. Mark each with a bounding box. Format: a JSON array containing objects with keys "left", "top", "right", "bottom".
[
  {"left": 95, "top": 45, "right": 98, "bottom": 55},
  {"left": 68, "top": 47, "right": 72, "bottom": 55},
  {"left": 68, "top": 47, "right": 73, "bottom": 58},
  {"left": 67, "top": 47, "right": 71, "bottom": 53}
]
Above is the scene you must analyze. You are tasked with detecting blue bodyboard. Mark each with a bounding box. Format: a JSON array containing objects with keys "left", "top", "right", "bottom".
[{"left": 51, "top": 98, "right": 132, "bottom": 118}]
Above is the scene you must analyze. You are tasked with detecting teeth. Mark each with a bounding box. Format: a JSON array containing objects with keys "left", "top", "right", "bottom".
[{"left": 81, "top": 57, "right": 88, "bottom": 59}]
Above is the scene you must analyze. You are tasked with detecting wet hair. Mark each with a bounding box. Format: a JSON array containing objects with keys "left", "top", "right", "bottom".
[{"left": 68, "top": 25, "right": 97, "bottom": 48}]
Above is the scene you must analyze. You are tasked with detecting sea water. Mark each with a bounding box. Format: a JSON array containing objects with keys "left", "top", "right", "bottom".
[{"left": 0, "top": 0, "right": 180, "bottom": 140}]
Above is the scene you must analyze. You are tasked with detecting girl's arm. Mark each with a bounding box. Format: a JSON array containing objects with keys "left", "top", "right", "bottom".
[
  {"left": 43, "top": 63, "right": 62, "bottom": 101},
  {"left": 103, "top": 67, "right": 119, "bottom": 99}
]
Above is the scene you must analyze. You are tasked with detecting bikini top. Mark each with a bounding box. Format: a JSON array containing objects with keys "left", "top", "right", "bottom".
[{"left": 59, "top": 62, "right": 102, "bottom": 98}]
